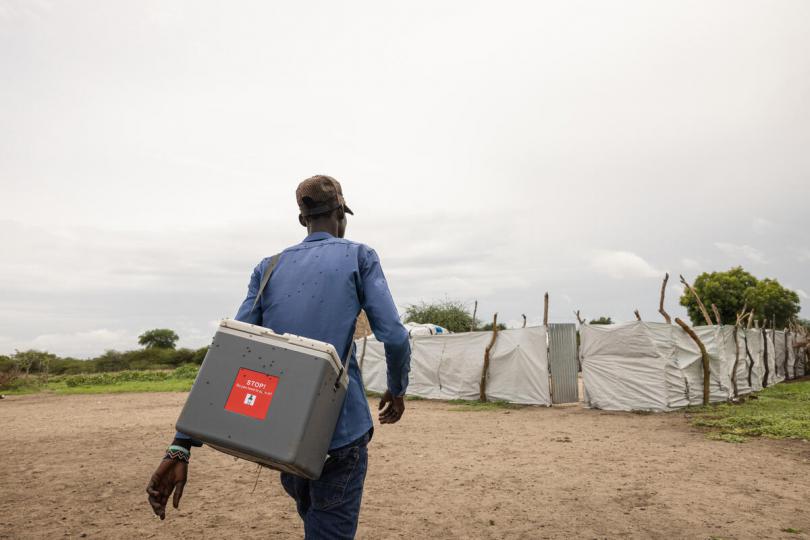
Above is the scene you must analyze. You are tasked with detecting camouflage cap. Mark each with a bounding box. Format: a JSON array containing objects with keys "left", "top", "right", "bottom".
[{"left": 295, "top": 175, "right": 354, "bottom": 217}]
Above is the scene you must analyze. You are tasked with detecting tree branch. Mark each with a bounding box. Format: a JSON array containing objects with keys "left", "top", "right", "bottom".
[
  {"left": 680, "top": 275, "right": 713, "bottom": 326},
  {"left": 675, "top": 317, "right": 711, "bottom": 405},
  {"left": 711, "top": 304, "right": 722, "bottom": 325},
  {"left": 658, "top": 273, "right": 672, "bottom": 324},
  {"left": 479, "top": 313, "right": 499, "bottom": 402}
]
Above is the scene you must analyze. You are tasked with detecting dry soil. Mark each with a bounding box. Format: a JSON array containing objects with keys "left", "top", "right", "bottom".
[{"left": 1, "top": 392, "right": 808, "bottom": 539}]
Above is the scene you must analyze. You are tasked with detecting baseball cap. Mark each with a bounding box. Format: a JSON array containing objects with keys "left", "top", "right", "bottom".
[{"left": 296, "top": 175, "right": 354, "bottom": 217}]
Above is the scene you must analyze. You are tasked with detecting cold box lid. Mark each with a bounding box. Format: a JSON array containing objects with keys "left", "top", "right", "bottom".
[
  {"left": 218, "top": 319, "right": 349, "bottom": 389},
  {"left": 175, "top": 319, "right": 350, "bottom": 479}
]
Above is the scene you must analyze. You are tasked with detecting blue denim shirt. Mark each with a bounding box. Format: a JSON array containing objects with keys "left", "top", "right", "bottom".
[{"left": 177, "top": 232, "right": 410, "bottom": 450}]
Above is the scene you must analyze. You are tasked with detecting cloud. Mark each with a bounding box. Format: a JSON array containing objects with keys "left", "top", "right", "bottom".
[
  {"left": 795, "top": 248, "right": 810, "bottom": 263},
  {"left": 680, "top": 257, "right": 700, "bottom": 270},
  {"left": 796, "top": 289, "right": 808, "bottom": 300},
  {"left": 13, "top": 329, "right": 133, "bottom": 358},
  {"left": 751, "top": 217, "right": 775, "bottom": 235},
  {"left": 714, "top": 242, "right": 768, "bottom": 264},
  {"left": 588, "top": 250, "right": 661, "bottom": 280}
]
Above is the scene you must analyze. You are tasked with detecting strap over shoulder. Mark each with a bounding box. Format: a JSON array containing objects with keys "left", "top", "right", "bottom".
[{"left": 250, "top": 253, "right": 281, "bottom": 313}]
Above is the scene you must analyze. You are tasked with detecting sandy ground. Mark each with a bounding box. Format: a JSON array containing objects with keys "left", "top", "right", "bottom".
[{"left": 1, "top": 393, "right": 809, "bottom": 540}]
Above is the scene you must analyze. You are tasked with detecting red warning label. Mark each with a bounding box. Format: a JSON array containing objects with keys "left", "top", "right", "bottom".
[{"left": 224, "top": 368, "right": 279, "bottom": 420}]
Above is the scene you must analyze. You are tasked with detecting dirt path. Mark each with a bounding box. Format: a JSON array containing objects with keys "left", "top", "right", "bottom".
[{"left": 1, "top": 393, "right": 808, "bottom": 539}]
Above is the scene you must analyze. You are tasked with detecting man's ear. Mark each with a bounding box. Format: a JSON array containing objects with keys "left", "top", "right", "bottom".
[{"left": 298, "top": 214, "right": 307, "bottom": 227}]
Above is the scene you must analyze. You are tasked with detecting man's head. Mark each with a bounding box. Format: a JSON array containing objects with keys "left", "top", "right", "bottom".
[{"left": 296, "top": 175, "right": 353, "bottom": 238}]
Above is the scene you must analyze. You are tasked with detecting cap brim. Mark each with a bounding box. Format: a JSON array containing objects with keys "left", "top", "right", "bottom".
[{"left": 344, "top": 204, "right": 354, "bottom": 215}]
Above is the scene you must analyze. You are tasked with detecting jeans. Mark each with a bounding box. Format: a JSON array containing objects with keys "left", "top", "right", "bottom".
[{"left": 280, "top": 430, "right": 371, "bottom": 539}]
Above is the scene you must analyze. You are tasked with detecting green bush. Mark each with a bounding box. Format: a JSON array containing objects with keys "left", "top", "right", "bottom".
[
  {"left": 63, "top": 365, "right": 199, "bottom": 387},
  {"left": 405, "top": 300, "right": 479, "bottom": 333}
]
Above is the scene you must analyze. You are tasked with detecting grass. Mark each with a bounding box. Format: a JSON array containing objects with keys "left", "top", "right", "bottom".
[
  {"left": 1, "top": 365, "right": 199, "bottom": 395},
  {"left": 447, "top": 399, "right": 526, "bottom": 411},
  {"left": 364, "top": 391, "right": 522, "bottom": 409},
  {"left": 690, "top": 380, "right": 810, "bottom": 442}
]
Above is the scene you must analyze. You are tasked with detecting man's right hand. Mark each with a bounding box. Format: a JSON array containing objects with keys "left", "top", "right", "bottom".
[{"left": 146, "top": 458, "right": 188, "bottom": 520}]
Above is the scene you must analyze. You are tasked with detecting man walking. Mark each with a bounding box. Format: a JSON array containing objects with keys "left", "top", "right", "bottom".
[{"left": 147, "top": 175, "right": 411, "bottom": 539}]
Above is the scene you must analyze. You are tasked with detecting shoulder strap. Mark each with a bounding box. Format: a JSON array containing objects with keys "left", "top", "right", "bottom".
[{"left": 250, "top": 253, "right": 281, "bottom": 313}]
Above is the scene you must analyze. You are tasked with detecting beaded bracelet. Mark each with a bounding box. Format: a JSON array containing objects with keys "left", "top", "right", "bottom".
[{"left": 164, "top": 445, "right": 190, "bottom": 463}]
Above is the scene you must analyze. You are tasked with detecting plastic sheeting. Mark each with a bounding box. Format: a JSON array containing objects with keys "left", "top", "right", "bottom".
[
  {"left": 580, "top": 322, "right": 788, "bottom": 412},
  {"left": 357, "top": 327, "right": 551, "bottom": 406}
]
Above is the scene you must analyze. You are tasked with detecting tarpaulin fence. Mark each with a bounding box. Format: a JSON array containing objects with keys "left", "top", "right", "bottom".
[
  {"left": 357, "top": 327, "right": 552, "bottom": 406},
  {"left": 580, "top": 321, "right": 805, "bottom": 412}
]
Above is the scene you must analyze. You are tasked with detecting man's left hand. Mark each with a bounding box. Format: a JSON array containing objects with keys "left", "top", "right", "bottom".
[{"left": 378, "top": 390, "right": 405, "bottom": 424}]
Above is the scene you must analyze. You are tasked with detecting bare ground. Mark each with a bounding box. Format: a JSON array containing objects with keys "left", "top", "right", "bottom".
[{"left": 1, "top": 392, "right": 808, "bottom": 540}]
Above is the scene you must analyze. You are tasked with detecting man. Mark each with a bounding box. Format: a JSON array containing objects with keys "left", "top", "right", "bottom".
[{"left": 147, "top": 175, "right": 411, "bottom": 539}]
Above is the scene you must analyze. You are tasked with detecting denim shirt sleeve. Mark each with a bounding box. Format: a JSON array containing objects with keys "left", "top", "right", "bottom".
[
  {"left": 234, "top": 261, "right": 265, "bottom": 325},
  {"left": 358, "top": 246, "right": 411, "bottom": 397},
  {"left": 174, "top": 261, "right": 264, "bottom": 445}
]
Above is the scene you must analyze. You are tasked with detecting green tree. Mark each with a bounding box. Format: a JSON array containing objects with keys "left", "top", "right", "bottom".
[
  {"left": 11, "top": 350, "right": 58, "bottom": 376},
  {"left": 743, "top": 279, "right": 800, "bottom": 328},
  {"left": 679, "top": 267, "right": 800, "bottom": 327},
  {"left": 679, "top": 267, "right": 756, "bottom": 325},
  {"left": 404, "top": 300, "right": 478, "bottom": 333},
  {"left": 138, "top": 328, "right": 179, "bottom": 349},
  {"left": 589, "top": 316, "right": 613, "bottom": 325}
]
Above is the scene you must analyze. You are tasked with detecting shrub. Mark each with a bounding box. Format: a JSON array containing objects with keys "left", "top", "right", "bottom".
[{"left": 405, "top": 300, "right": 479, "bottom": 333}]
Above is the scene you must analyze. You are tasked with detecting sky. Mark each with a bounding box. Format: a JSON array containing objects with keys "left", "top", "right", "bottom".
[{"left": 1, "top": 0, "right": 809, "bottom": 357}]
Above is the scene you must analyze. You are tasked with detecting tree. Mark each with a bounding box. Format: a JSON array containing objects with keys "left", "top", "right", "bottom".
[
  {"left": 404, "top": 300, "right": 478, "bottom": 333},
  {"left": 679, "top": 267, "right": 756, "bottom": 326},
  {"left": 743, "top": 279, "right": 800, "bottom": 328},
  {"left": 679, "top": 267, "right": 800, "bottom": 327},
  {"left": 11, "top": 350, "right": 57, "bottom": 376},
  {"left": 138, "top": 328, "right": 179, "bottom": 349},
  {"left": 589, "top": 316, "right": 613, "bottom": 325}
]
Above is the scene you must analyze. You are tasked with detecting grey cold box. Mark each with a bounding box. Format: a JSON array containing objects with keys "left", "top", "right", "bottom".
[{"left": 176, "top": 319, "right": 349, "bottom": 480}]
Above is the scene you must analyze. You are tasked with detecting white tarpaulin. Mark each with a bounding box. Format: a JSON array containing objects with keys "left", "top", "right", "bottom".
[
  {"left": 357, "top": 327, "right": 551, "bottom": 406},
  {"left": 581, "top": 322, "right": 773, "bottom": 412}
]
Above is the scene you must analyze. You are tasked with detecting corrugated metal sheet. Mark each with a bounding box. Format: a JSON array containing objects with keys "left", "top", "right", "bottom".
[{"left": 548, "top": 323, "right": 579, "bottom": 404}]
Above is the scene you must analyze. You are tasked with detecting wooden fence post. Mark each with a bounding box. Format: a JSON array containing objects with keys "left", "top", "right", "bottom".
[
  {"left": 675, "top": 317, "right": 711, "bottom": 406},
  {"left": 658, "top": 273, "right": 672, "bottom": 324},
  {"left": 479, "top": 313, "right": 499, "bottom": 402},
  {"left": 680, "top": 275, "right": 713, "bottom": 326}
]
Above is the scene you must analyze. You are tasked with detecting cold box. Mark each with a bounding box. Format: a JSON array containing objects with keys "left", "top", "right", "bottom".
[{"left": 176, "top": 319, "right": 349, "bottom": 479}]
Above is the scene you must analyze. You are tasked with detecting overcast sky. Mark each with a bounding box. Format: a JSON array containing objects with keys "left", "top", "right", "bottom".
[{"left": 1, "top": 0, "right": 809, "bottom": 357}]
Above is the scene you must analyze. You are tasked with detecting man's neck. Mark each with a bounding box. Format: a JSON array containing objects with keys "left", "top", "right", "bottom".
[{"left": 307, "top": 223, "right": 339, "bottom": 237}]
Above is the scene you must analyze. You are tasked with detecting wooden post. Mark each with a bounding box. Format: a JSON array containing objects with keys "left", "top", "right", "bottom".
[
  {"left": 743, "top": 328, "right": 754, "bottom": 388},
  {"left": 479, "top": 313, "right": 499, "bottom": 402},
  {"left": 680, "top": 275, "right": 713, "bottom": 326},
  {"left": 359, "top": 335, "right": 368, "bottom": 372},
  {"left": 543, "top": 293, "right": 549, "bottom": 327},
  {"left": 634, "top": 309, "right": 642, "bottom": 321},
  {"left": 470, "top": 300, "right": 478, "bottom": 332},
  {"left": 574, "top": 310, "right": 584, "bottom": 325},
  {"left": 729, "top": 308, "right": 749, "bottom": 399},
  {"left": 675, "top": 317, "right": 711, "bottom": 406},
  {"left": 761, "top": 327, "right": 769, "bottom": 388},
  {"left": 711, "top": 304, "right": 722, "bottom": 325},
  {"left": 658, "top": 273, "right": 672, "bottom": 324},
  {"left": 731, "top": 326, "right": 740, "bottom": 398},
  {"left": 521, "top": 314, "right": 527, "bottom": 328}
]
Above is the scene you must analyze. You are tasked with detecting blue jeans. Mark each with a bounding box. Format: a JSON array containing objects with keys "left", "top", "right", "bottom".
[{"left": 280, "top": 431, "right": 370, "bottom": 539}]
